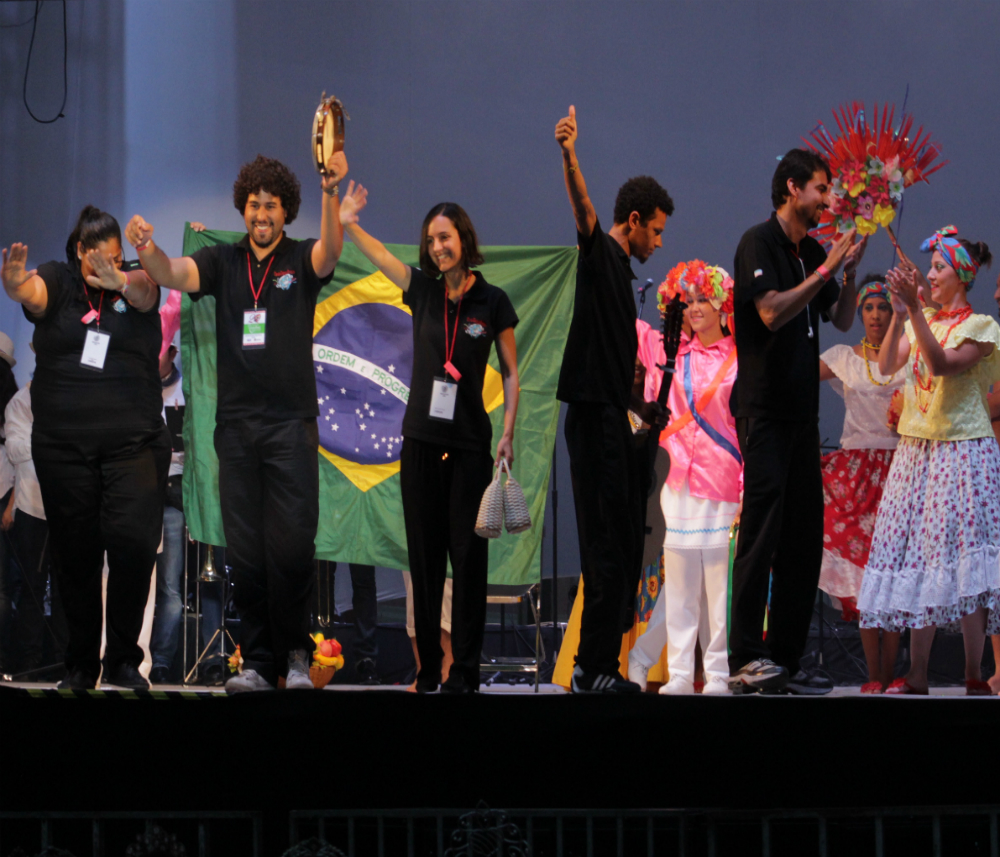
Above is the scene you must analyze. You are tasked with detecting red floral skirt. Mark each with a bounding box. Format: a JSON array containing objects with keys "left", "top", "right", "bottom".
[{"left": 819, "top": 448, "right": 895, "bottom": 605}]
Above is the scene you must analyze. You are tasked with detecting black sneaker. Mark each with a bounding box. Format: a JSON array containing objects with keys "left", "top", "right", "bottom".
[
  {"left": 728, "top": 659, "right": 788, "bottom": 694},
  {"left": 149, "top": 666, "right": 171, "bottom": 685},
  {"left": 202, "top": 664, "right": 225, "bottom": 687},
  {"left": 103, "top": 663, "right": 150, "bottom": 690},
  {"left": 355, "top": 658, "right": 381, "bottom": 686},
  {"left": 57, "top": 669, "right": 96, "bottom": 690},
  {"left": 440, "top": 677, "right": 477, "bottom": 695},
  {"left": 784, "top": 668, "right": 833, "bottom": 695},
  {"left": 571, "top": 666, "right": 641, "bottom": 694}
]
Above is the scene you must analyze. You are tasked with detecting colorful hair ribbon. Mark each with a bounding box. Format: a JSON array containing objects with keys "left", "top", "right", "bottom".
[
  {"left": 855, "top": 280, "right": 890, "bottom": 318},
  {"left": 920, "top": 225, "right": 978, "bottom": 285}
]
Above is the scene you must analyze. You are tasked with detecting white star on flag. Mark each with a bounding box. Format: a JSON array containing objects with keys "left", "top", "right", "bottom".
[
  {"left": 388, "top": 364, "right": 395, "bottom": 373},
  {"left": 328, "top": 408, "right": 334, "bottom": 414},
  {"left": 340, "top": 388, "right": 346, "bottom": 395},
  {"left": 360, "top": 423, "right": 366, "bottom": 431},
  {"left": 317, "top": 397, "right": 323, "bottom": 404},
  {"left": 332, "top": 424, "right": 339, "bottom": 431},
  {"left": 316, "top": 365, "right": 323, "bottom": 373},
  {"left": 371, "top": 433, "right": 376, "bottom": 439},
  {"left": 364, "top": 403, "right": 370, "bottom": 410},
  {"left": 374, "top": 443, "right": 379, "bottom": 449}
]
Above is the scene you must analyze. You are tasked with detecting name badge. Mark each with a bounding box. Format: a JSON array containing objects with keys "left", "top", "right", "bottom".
[
  {"left": 243, "top": 308, "right": 266, "bottom": 349},
  {"left": 429, "top": 376, "right": 457, "bottom": 422},
  {"left": 80, "top": 329, "right": 111, "bottom": 371}
]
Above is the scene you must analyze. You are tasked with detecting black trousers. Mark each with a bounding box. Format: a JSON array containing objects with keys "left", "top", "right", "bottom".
[
  {"left": 10, "top": 510, "right": 66, "bottom": 672},
  {"left": 728, "top": 417, "right": 824, "bottom": 674},
  {"left": 33, "top": 424, "right": 170, "bottom": 679},
  {"left": 565, "top": 402, "right": 641, "bottom": 676},
  {"left": 215, "top": 417, "right": 319, "bottom": 683},
  {"left": 400, "top": 437, "right": 492, "bottom": 689},
  {"left": 330, "top": 562, "right": 378, "bottom": 663}
]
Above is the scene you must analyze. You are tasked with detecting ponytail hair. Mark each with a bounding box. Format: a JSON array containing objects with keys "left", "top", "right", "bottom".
[{"left": 65, "top": 205, "right": 121, "bottom": 270}]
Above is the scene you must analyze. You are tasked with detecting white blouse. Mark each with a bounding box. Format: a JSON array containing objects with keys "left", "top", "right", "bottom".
[{"left": 821, "top": 343, "right": 904, "bottom": 451}]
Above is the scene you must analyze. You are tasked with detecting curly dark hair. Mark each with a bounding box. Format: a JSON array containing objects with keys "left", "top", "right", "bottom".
[
  {"left": 418, "top": 202, "right": 484, "bottom": 279},
  {"left": 233, "top": 155, "right": 302, "bottom": 224},
  {"left": 771, "top": 149, "right": 831, "bottom": 209},
  {"left": 612, "top": 176, "right": 674, "bottom": 226}
]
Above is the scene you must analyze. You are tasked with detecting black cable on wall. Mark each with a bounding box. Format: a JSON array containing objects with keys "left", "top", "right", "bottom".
[{"left": 21, "top": 0, "right": 68, "bottom": 124}]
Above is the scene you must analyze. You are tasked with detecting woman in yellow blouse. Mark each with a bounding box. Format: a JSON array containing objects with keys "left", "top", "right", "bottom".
[{"left": 857, "top": 227, "right": 1000, "bottom": 695}]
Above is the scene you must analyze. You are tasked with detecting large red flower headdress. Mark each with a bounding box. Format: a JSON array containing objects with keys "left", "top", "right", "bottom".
[{"left": 804, "top": 102, "right": 947, "bottom": 244}]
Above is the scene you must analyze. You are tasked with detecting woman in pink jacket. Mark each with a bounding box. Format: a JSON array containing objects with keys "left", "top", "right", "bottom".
[{"left": 628, "top": 261, "right": 741, "bottom": 695}]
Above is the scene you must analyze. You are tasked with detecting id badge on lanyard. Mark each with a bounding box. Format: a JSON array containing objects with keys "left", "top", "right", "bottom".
[
  {"left": 244, "top": 251, "right": 274, "bottom": 350},
  {"left": 80, "top": 288, "right": 109, "bottom": 371},
  {"left": 430, "top": 291, "right": 464, "bottom": 422},
  {"left": 243, "top": 308, "right": 267, "bottom": 349}
]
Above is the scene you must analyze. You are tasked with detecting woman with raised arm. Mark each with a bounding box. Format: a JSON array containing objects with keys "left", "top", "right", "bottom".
[
  {"left": 0, "top": 206, "right": 169, "bottom": 690},
  {"left": 857, "top": 227, "right": 1000, "bottom": 696},
  {"left": 817, "top": 276, "right": 905, "bottom": 693},
  {"left": 338, "top": 182, "right": 520, "bottom": 693}
]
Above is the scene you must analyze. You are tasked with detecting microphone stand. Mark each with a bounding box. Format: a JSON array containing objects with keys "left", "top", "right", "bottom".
[{"left": 636, "top": 279, "right": 654, "bottom": 320}]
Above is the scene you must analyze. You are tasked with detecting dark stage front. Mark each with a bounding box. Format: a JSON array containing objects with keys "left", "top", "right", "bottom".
[{"left": 2, "top": 685, "right": 999, "bottom": 855}]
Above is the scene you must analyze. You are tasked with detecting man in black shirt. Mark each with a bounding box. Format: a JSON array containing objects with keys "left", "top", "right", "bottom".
[
  {"left": 126, "top": 151, "right": 347, "bottom": 693},
  {"left": 554, "top": 105, "right": 674, "bottom": 693},
  {"left": 729, "top": 148, "right": 865, "bottom": 694}
]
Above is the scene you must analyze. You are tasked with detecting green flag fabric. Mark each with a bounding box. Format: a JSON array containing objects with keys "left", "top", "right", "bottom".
[{"left": 180, "top": 224, "right": 576, "bottom": 587}]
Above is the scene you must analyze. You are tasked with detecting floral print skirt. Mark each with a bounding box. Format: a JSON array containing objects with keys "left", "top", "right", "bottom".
[
  {"left": 819, "top": 447, "right": 894, "bottom": 601},
  {"left": 858, "top": 436, "right": 1000, "bottom": 633}
]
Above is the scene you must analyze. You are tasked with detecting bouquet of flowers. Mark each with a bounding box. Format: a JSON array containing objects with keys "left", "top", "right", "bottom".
[
  {"left": 657, "top": 259, "right": 734, "bottom": 316},
  {"left": 805, "top": 102, "right": 946, "bottom": 242}
]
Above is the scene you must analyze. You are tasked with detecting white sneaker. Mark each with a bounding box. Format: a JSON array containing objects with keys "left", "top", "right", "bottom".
[
  {"left": 702, "top": 676, "right": 731, "bottom": 695},
  {"left": 627, "top": 652, "right": 649, "bottom": 691},
  {"left": 224, "top": 669, "right": 273, "bottom": 695},
  {"left": 658, "top": 676, "right": 695, "bottom": 695},
  {"left": 285, "top": 649, "right": 314, "bottom": 690}
]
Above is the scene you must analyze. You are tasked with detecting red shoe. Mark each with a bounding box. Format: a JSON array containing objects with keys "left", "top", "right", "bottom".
[
  {"left": 860, "top": 681, "right": 883, "bottom": 694},
  {"left": 966, "top": 679, "right": 992, "bottom": 696},
  {"left": 884, "top": 678, "right": 928, "bottom": 696}
]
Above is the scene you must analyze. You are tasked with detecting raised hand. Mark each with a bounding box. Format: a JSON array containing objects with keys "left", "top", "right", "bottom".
[
  {"left": 125, "top": 215, "right": 154, "bottom": 249},
  {"left": 823, "top": 227, "right": 858, "bottom": 274},
  {"left": 1, "top": 243, "right": 36, "bottom": 292},
  {"left": 555, "top": 105, "right": 578, "bottom": 154},
  {"left": 339, "top": 180, "right": 367, "bottom": 226},
  {"left": 84, "top": 249, "right": 126, "bottom": 292},
  {"left": 190, "top": 222, "right": 206, "bottom": 233},
  {"left": 886, "top": 266, "right": 918, "bottom": 311},
  {"left": 322, "top": 151, "right": 348, "bottom": 192},
  {"left": 843, "top": 234, "right": 868, "bottom": 277}
]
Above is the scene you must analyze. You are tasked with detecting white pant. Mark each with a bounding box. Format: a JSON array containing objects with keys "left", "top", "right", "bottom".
[{"left": 631, "top": 545, "right": 730, "bottom": 683}]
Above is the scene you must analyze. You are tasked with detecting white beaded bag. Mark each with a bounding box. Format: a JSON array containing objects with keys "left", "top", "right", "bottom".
[
  {"left": 474, "top": 464, "right": 505, "bottom": 539},
  {"left": 501, "top": 459, "right": 532, "bottom": 534}
]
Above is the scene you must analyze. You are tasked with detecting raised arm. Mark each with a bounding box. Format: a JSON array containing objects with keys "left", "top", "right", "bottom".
[
  {"left": 555, "top": 106, "right": 597, "bottom": 240},
  {"left": 891, "top": 267, "right": 989, "bottom": 377},
  {"left": 878, "top": 273, "right": 911, "bottom": 376},
  {"left": 754, "top": 228, "right": 862, "bottom": 332},
  {"left": 125, "top": 216, "right": 201, "bottom": 293},
  {"left": 494, "top": 327, "right": 519, "bottom": 467},
  {"left": 84, "top": 248, "right": 159, "bottom": 313},
  {"left": 1, "top": 244, "right": 47, "bottom": 315},
  {"left": 339, "top": 181, "right": 412, "bottom": 291},
  {"left": 311, "top": 151, "right": 348, "bottom": 278}
]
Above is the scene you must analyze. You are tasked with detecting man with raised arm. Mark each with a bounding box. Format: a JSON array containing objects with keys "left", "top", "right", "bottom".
[
  {"left": 126, "top": 151, "right": 347, "bottom": 693},
  {"left": 554, "top": 105, "right": 674, "bottom": 694},
  {"left": 728, "top": 149, "right": 865, "bottom": 695}
]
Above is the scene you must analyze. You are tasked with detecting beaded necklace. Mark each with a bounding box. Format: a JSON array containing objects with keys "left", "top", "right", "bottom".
[
  {"left": 860, "top": 337, "right": 892, "bottom": 387},
  {"left": 912, "top": 305, "right": 973, "bottom": 412}
]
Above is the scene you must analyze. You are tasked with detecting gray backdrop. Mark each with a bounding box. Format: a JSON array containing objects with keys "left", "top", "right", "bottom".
[{"left": 3, "top": 0, "right": 999, "bottom": 604}]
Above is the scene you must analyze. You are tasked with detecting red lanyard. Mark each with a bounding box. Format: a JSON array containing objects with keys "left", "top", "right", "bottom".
[
  {"left": 443, "top": 290, "right": 464, "bottom": 381},
  {"left": 81, "top": 286, "right": 105, "bottom": 329},
  {"left": 246, "top": 252, "right": 275, "bottom": 309}
]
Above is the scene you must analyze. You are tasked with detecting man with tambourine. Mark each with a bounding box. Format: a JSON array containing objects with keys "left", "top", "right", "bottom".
[{"left": 124, "top": 96, "right": 349, "bottom": 694}]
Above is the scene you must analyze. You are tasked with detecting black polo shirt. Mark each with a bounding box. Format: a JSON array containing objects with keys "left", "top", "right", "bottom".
[
  {"left": 556, "top": 218, "right": 637, "bottom": 411},
  {"left": 402, "top": 266, "right": 518, "bottom": 453},
  {"left": 26, "top": 261, "right": 163, "bottom": 432},
  {"left": 731, "top": 212, "right": 840, "bottom": 421},
  {"left": 189, "top": 234, "right": 333, "bottom": 422}
]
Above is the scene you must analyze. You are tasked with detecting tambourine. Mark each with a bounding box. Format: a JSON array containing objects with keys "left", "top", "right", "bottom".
[{"left": 312, "top": 92, "right": 349, "bottom": 175}]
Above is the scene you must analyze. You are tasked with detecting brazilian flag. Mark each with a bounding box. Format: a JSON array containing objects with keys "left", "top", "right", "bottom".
[{"left": 180, "top": 224, "right": 576, "bottom": 587}]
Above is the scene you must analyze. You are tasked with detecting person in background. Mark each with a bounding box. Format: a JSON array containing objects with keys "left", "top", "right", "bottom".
[
  {"left": 5, "top": 371, "right": 67, "bottom": 680},
  {"left": 817, "top": 276, "right": 905, "bottom": 693},
  {"left": 328, "top": 562, "right": 380, "bottom": 685},
  {"left": 1, "top": 206, "right": 168, "bottom": 690},
  {"left": 402, "top": 570, "right": 453, "bottom": 690},
  {"left": 0, "top": 333, "right": 19, "bottom": 672},
  {"left": 627, "top": 262, "right": 740, "bottom": 695},
  {"left": 858, "top": 228, "right": 999, "bottom": 696}
]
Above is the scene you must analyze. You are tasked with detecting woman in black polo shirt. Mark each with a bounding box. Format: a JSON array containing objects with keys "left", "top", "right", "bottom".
[
  {"left": 339, "top": 182, "right": 519, "bottom": 693},
  {"left": 0, "top": 206, "right": 170, "bottom": 690}
]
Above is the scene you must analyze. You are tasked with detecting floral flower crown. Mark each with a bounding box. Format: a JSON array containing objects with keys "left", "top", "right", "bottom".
[
  {"left": 805, "top": 102, "right": 946, "bottom": 242},
  {"left": 657, "top": 259, "right": 734, "bottom": 316}
]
